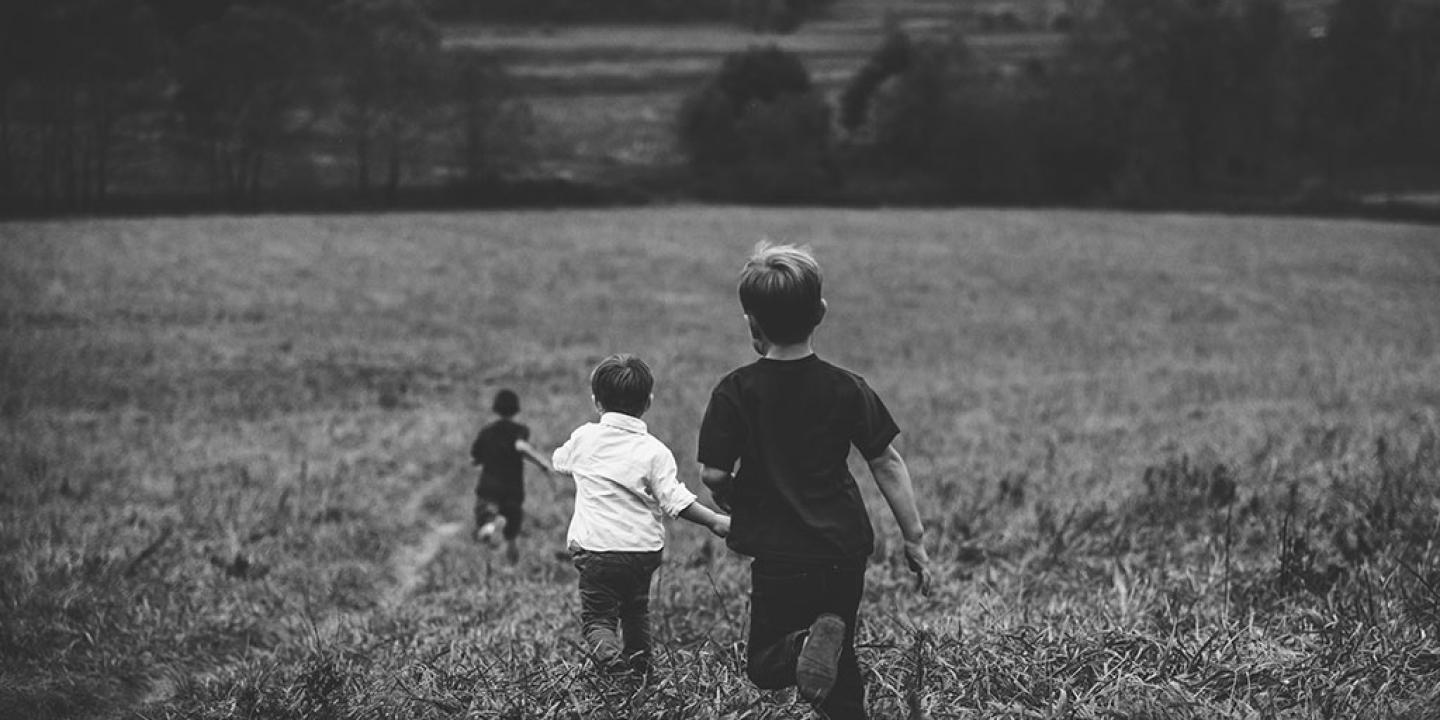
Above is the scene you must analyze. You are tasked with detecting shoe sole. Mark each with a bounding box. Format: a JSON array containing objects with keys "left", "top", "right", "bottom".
[{"left": 796, "top": 614, "right": 845, "bottom": 704}]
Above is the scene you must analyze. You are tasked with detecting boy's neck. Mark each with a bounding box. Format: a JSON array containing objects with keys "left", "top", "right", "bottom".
[{"left": 763, "top": 341, "right": 815, "bottom": 361}]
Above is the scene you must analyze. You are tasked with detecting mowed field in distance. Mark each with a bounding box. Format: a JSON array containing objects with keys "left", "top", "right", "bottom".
[
  {"left": 442, "top": 0, "right": 1337, "bottom": 181},
  {"left": 2, "top": 207, "right": 1439, "bottom": 718}
]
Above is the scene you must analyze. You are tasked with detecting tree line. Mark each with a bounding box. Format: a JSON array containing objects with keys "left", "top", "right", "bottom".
[
  {"left": 5, "top": 0, "right": 1437, "bottom": 216},
  {"left": 0, "top": 0, "right": 526, "bottom": 213},
  {"left": 680, "top": 0, "right": 1440, "bottom": 208}
]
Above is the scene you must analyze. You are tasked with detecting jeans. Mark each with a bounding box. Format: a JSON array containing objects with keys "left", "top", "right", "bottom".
[
  {"left": 573, "top": 549, "right": 663, "bottom": 672},
  {"left": 747, "top": 559, "right": 867, "bottom": 720}
]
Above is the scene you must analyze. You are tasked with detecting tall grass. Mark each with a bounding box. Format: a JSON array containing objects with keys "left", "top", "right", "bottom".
[{"left": 1, "top": 208, "right": 1438, "bottom": 718}]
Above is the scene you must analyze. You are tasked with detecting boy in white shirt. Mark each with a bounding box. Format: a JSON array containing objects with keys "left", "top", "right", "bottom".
[{"left": 552, "top": 354, "right": 730, "bottom": 676}]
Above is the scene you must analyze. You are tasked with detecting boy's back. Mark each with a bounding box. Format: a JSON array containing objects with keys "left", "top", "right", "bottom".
[
  {"left": 697, "top": 242, "right": 929, "bottom": 720},
  {"left": 554, "top": 412, "right": 693, "bottom": 552},
  {"left": 698, "top": 355, "right": 898, "bottom": 563},
  {"left": 554, "top": 354, "right": 729, "bottom": 676},
  {"left": 472, "top": 417, "right": 529, "bottom": 501}
]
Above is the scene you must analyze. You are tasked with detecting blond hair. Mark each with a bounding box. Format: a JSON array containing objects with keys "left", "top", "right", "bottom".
[{"left": 738, "top": 242, "right": 824, "bottom": 344}]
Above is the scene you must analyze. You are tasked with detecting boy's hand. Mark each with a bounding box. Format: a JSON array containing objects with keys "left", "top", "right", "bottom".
[
  {"left": 710, "top": 514, "right": 731, "bottom": 538},
  {"left": 903, "top": 538, "right": 933, "bottom": 596}
]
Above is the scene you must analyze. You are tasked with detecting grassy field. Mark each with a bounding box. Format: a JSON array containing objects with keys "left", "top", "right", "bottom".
[{"left": 2, "top": 207, "right": 1439, "bottom": 719}]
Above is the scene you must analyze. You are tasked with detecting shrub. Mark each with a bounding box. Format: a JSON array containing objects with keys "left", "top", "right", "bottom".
[
  {"left": 842, "top": 34, "right": 1081, "bottom": 201},
  {"left": 677, "top": 46, "right": 837, "bottom": 202},
  {"left": 839, "top": 30, "right": 915, "bottom": 135}
]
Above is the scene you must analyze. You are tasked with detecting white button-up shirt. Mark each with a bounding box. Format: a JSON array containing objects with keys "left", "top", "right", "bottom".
[{"left": 553, "top": 412, "right": 697, "bottom": 552}]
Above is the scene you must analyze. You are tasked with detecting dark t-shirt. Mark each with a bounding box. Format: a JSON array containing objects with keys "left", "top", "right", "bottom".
[
  {"left": 697, "top": 355, "right": 900, "bottom": 563},
  {"left": 471, "top": 418, "right": 530, "bottom": 504}
]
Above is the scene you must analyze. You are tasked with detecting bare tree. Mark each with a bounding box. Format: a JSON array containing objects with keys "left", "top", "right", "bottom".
[
  {"left": 1, "top": 0, "right": 164, "bottom": 210},
  {"left": 174, "top": 5, "right": 319, "bottom": 207},
  {"left": 333, "top": 0, "right": 441, "bottom": 203}
]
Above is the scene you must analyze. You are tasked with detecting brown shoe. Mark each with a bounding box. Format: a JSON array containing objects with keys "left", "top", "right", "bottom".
[{"left": 796, "top": 614, "right": 845, "bottom": 704}]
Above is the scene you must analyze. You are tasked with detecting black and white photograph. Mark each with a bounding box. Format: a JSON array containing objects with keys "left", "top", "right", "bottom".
[{"left": 2, "top": 0, "right": 1439, "bottom": 717}]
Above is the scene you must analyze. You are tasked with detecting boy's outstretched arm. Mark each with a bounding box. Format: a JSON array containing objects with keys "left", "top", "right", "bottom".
[
  {"left": 515, "top": 439, "right": 553, "bottom": 476},
  {"left": 700, "top": 466, "right": 734, "bottom": 512},
  {"left": 678, "top": 502, "right": 730, "bottom": 538},
  {"left": 648, "top": 456, "right": 728, "bottom": 537},
  {"left": 868, "top": 444, "right": 933, "bottom": 596}
]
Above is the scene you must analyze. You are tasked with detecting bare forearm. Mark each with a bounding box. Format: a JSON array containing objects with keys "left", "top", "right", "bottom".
[
  {"left": 678, "top": 501, "right": 729, "bottom": 537},
  {"left": 524, "top": 453, "right": 552, "bottom": 473},
  {"left": 679, "top": 501, "right": 719, "bottom": 528},
  {"left": 869, "top": 446, "right": 925, "bottom": 542},
  {"left": 516, "top": 440, "right": 553, "bottom": 473}
]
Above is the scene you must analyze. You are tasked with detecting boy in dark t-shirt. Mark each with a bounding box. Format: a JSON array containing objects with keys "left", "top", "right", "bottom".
[
  {"left": 471, "top": 389, "right": 552, "bottom": 562},
  {"left": 698, "top": 243, "right": 932, "bottom": 720}
]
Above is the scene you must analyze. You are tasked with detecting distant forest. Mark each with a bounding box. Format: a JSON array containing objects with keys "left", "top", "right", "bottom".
[
  {"left": 1, "top": 0, "right": 1438, "bottom": 216},
  {"left": 681, "top": 0, "right": 1440, "bottom": 210}
]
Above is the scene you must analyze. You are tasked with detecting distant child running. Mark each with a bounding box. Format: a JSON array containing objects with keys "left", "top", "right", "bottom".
[
  {"left": 552, "top": 354, "right": 730, "bottom": 676},
  {"left": 471, "top": 389, "right": 553, "bottom": 563},
  {"left": 698, "top": 243, "right": 933, "bottom": 720}
]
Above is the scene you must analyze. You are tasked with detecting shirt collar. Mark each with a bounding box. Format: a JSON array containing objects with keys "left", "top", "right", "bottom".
[{"left": 599, "top": 412, "right": 647, "bottom": 434}]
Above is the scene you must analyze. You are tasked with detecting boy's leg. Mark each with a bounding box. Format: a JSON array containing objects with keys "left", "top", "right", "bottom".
[
  {"left": 473, "top": 498, "right": 501, "bottom": 543},
  {"left": 746, "top": 560, "right": 867, "bottom": 719},
  {"left": 500, "top": 502, "right": 524, "bottom": 540},
  {"left": 500, "top": 503, "right": 524, "bottom": 562},
  {"left": 617, "top": 551, "right": 663, "bottom": 674},
  {"left": 814, "top": 565, "right": 866, "bottom": 720},
  {"left": 745, "top": 561, "right": 819, "bottom": 689},
  {"left": 573, "top": 551, "right": 628, "bottom": 671}
]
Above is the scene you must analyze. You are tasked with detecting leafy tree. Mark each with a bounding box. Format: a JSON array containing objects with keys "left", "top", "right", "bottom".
[
  {"left": 866, "top": 40, "right": 960, "bottom": 170},
  {"left": 1317, "top": 0, "right": 1440, "bottom": 174},
  {"left": 173, "top": 5, "right": 320, "bottom": 206},
  {"left": 839, "top": 30, "right": 913, "bottom": 134},
  {"left": 1389, "top": 2, "right": 1440, "bottom": 163},
  {"left": 677, "top": 46, "right": 835, "bottom": 201},
  {"left": 1324, "top": 0, "right": 1393, "bottom": 132},
  {"left": 1052, "top": 0, "right": 1301, "bottom": 197}
]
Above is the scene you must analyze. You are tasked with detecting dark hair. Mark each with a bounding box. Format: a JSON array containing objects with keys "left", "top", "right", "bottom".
[
  {"left": 738, "top": 242, "right": 824, "bottom": 344},
  {"left": 590, "top": 354, "right": 653, "bottom": 417},
  {"left": 492, "top": 389, "right": 520, "bottom": 417}
]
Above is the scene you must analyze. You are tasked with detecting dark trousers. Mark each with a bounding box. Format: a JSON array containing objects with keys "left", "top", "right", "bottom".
[
  {"left": 573, "top": 549, "right": 663, "bottom": 672},
  {"left": 474, "top": 495, "right": 523, "bottom": 540},
  {"left": 747, "top": 559, "right": 867, "bottom": 720}
]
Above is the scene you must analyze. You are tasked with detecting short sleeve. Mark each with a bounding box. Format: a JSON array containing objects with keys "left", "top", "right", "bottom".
[
  {"left": 697, "top": 383, "right": 743, "bottom": 471},
  {"left": 515, "top": 423, "right": 531, "bottom": 442},
  {"left": 852, "top": 378, "right": 900, "bottom": 460}
]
